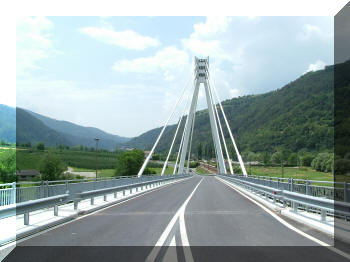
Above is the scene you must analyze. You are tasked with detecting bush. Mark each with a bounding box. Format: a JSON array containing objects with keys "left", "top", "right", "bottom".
[
  {"left": 115, "top": 149, "right": 144, "bottom": 176},
  {"left": 39, "top": 152, "right": 67, "bottom": 181},
  {"left": 189, "top": 161, "right": 199, "bottom": 168},
  {"left": 37, "top": 142, "right": 45, "bottom": 151},
  {"left": 311, "top": 152, "right": 333, "bottom": 173},
  {"left": 0, "top": 149, "right": 16, "bottom": 182},
  {"left": 300, "top": 153, "right": 315, "bottom": 166},
  {"left": 334, "top": 158, "right": 350, "bottom": 175}
]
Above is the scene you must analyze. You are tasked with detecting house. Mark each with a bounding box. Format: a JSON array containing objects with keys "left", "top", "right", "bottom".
[{"left": 16, "top": 169, "right": 41, "bottom": 181}]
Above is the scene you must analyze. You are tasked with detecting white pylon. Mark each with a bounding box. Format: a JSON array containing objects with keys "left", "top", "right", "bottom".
[{"left": 178, "top": 57, "right": 226, "bottom": 174}]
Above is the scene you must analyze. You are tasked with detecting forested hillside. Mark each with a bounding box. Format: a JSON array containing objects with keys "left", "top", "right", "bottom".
[
  {"left": 27, "top": 110, "right": 130, "bottom": 150},
  {"left": 16, "top": 108, "right": 72, "bottom": 147},
  {"left": 125, "top": 60, "right": 341, "bottom": 156},
  {"left": 0, "top": 104, "right": 16, "bottom": 143}
]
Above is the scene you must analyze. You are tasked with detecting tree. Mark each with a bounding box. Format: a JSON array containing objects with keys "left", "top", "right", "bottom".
[
  {"left": 311, "top": 152, "right": 334, "bottom": 173},
  {"left": 197, "top": 143, "right": 203, "bottom": 160},
  {"left": 288, "top": 153, "right": 298, "bottom": 166},
  {"left": 271, "top": 151, "right": 283, "bottom": 164},
  {"left": 258, "top": 152, "right": 271, "bottom": 165},
  {"left": 39, "top": 152, "right": 66, "bottom": 181},
  {"left": 37, "top": 142, "right": 45, "bottom": 151},
  {"left": 0, "top": 149, "right": 16, "bottom": 182},
  {"left": 115, "top": 149, "right": 145, "bottom": 176},
  {"left": 300, "top": 153, "right": 315, "bottom": 166}
]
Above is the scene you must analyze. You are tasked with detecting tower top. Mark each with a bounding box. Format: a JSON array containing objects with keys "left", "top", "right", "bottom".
[{"left": 194, "top": 56, "right": 209, "bottom": 82}]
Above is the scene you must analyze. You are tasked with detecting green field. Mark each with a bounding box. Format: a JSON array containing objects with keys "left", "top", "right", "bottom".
[
  {"left": 236, "top": 165, "right": 333, "bottom": 181},
  {"left": 149, "top": 166, "right": 174, "bottom": 175},
  {"left": 16, "top": 149, "right": 119, "bottom": 170},
  {"left": 70, "top": 167, "right": 115, "bottom": 177},
  {"left": 195, "top": 166, "right": 209, "bottom": 174}
]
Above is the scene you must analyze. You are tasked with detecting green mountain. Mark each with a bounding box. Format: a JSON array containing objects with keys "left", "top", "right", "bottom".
[
  {"left": 26, "top": 110, "right": 130, "bottom": 150},
  {"left": 16, "top": 108, "right": 72, "bottom": 147},
  {"left": 0, "top": 104, "right": 16, "bottom": 143},
  {"left": 125, "top": 60, "right": 343, "bottom": 155},
  {"left": 0, "top": 106, "right": 130, "bottom": 150}
]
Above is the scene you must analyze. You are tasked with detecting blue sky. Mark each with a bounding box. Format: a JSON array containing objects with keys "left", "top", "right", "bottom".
[{"left": 16, "top": 16, "right": 333, "bottom": 137}]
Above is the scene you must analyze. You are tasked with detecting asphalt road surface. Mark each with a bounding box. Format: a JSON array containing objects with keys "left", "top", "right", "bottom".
[{"left": 3, "top": 175, "right": 349, "bottom": 262}]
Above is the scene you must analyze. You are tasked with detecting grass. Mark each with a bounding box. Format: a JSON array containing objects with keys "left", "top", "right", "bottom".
[
  {"left": 149, "top": 166, "right": 174, "bottom": 175},
  {"left": 195, "top": 166, "right": 210, "bottom": 175},
  {"left": 70, "top": 167, "right": 115, "bottom": 177},
  {"left": 16, "top": 149, "right": 120, "bottom": 170},
  {"left": 244, "top": 165, "right": 334, "bottom": 181}
]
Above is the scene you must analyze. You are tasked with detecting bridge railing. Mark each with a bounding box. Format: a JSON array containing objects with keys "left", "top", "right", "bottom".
[
  {"left": 0, "top": 175, "right": 187, "bottom": 206},
  {"left": 221, "top": 174, "right": 349, "bottom": 202},
  {"left": 218, "top": 175, "right": 350, "bottom": 221}
]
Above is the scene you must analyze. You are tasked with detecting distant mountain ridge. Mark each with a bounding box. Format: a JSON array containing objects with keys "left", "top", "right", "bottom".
[
  {"left": 0, "top": 104, "right": 16, "bottom": 143},
  {"left": 0, "top": 106, "right": 131, "bottom": 150},
  {"left": 26, "top": 110, "right": 130, "bottom": 149}
]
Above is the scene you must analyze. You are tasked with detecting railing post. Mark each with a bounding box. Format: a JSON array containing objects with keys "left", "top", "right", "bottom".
[
  {"left": 344, "top": 182, "right": 348, "bottom": 202},
  {"left": 277, "top": 178, "right": 280, "bottom": 190},
  {"left": 288, "top": 178, "right": 291, "bottom": 191},
  {"left": 12, "top": 182, "right": 16, "bottom": 204},
  {"left": 91, "top": 197, "right": 94, "bottom": 205},
  {"left": 104, "top": 194, "right": 107, "bottom": 201},
  {"left": 40, "top": 181, "right": 45, "bottom": 198},
  {"left": 321, "top": 209, "right": 326, "bottom": 222},
  {"left": 74, "top": 200, "right": 79, "bottom": 210},
  {"left": 291, "top": 178, "right": 294, "bottom": 192},
  {"left": 306, "top": 180, "right": 310, "bottom": 195},
  {"left": 24, "top": 212, "right": 30, "bottom": 225},
  {"left": 54, "top": 205, "right": 58, "bottom": 216},
  {"left": 45, "top": 180, "right": 49, "bottom": 197}
]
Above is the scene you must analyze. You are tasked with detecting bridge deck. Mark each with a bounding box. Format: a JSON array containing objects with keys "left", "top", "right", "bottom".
[{"left": 5, "top": 175, "right": 348, "bottom": 262}]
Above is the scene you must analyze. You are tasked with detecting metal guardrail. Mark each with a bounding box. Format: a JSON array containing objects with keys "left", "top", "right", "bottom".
[
  {"left": 0, "top": 194, "right": 69, "bottom": 225},
  {"left": 0, "top": 174, "right": 191, "bottom": 225},
  {"left": 0, "top": 175, "right": 184, "bottom": 206},
  {"left": 218, "top": 175, "right": 350, "bottom": 222},
  {"left": 74, "top": 175, "right": 183, "bottom": 209},
  {"left": 222, "top": 174, "right": 349, "bottom": 202}
]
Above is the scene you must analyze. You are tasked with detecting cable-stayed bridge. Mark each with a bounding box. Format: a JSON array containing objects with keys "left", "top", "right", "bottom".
[{"left": 1, "top": 57, "right": 350, "bottom": 262}]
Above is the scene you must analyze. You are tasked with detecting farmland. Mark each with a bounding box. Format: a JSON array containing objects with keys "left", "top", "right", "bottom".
[{"left": 16, "top": 149, "right": 120, "bottom": 170}]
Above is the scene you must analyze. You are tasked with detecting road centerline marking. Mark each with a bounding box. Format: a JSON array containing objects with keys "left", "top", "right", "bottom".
[{"left": 146, "top": 177, "right": 203, "bottom": 262}]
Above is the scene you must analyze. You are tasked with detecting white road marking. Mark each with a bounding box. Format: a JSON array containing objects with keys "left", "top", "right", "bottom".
[
  {"left": 162, "top": 236, "right": 178, "bottom": 262},
  {"left": 11, "top": 176, "right": 193, "bottom": 247},
  {"left": 170, "top": 235, "right": 176, "bottom": 247},
  {"left": 216, "top": 176, "right": 350, "bottom": 260},
  {"left": 146, "top": 178, "right": 202, "bottom": 262}
]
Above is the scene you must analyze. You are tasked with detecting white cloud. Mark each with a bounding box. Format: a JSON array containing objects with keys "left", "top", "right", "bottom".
[
  {"left": 112, "top": 46, "right": 190, "bottom": 81},
  {"left": 192, "top": 17, "right": 232, "bottom": 38},
  {"left": 229, "top": 88, "right": 239, "bottom": 98},
  {"left": 16, "top": 16, "right": 56, "bottom": 76},
  {"left": 79, "top": 26, "right": 161, "bottom": 50},
  {"left": 305, "top": 60, "right": 326, "bottom": 73},
  {"left": 182, "top": 17, "right": 233, "bottom": 62},
  {"left": 298, "top": 23, "right": 333, "bottom": 42}
]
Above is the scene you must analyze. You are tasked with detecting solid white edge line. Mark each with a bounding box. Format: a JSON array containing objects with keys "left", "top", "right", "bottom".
[
  {"left": 9, "top": 176, "right": 193, "bottom": 247},
  {"left": 215, "top": 176, "right": 350, "bottom": 260}
]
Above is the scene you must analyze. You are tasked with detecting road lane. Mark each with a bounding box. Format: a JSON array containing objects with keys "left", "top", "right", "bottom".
[{"left": 18, "top": 176, "right": 201, "bottom": 246}]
